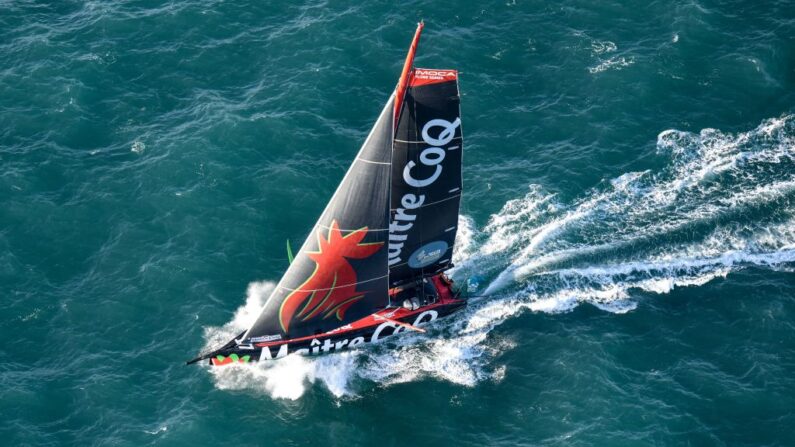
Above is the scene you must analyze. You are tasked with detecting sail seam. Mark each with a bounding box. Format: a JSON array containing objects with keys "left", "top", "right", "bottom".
[
  {"left": 356, "top": 157, "right": 391, "bottom": 165},
  {"left": 393, "top": 136, "right": 463, "bottom": 144}
]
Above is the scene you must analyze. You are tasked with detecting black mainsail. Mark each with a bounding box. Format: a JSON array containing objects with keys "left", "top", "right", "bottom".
[
  {"left": 238, "top": 22, "right": 462, "bottom": 345},
  {"left": 388, "top": 68, "right": 462, "bottom": 288}
]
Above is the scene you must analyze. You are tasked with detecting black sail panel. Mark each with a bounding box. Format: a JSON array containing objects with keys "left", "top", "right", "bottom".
[
  {"left": 389, "top": 69, "right": 462, "bottom": 287},
  {"left": 243, "top": 95, "right": 394, "bottom": 342}
]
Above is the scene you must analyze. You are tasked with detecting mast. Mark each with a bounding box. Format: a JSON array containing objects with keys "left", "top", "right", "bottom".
[{"left": 394, "top": 21, "right": 424, "bottom": 129}]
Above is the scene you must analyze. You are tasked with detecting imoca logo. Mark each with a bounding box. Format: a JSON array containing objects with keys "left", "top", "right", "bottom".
[{"left": 408, "top": 240, "right": 448, "bottom": 268}]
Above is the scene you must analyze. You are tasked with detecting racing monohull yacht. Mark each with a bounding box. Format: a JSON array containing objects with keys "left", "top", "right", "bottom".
[{"left": 190, "top": 22, "right": 465, "bottom": 365}]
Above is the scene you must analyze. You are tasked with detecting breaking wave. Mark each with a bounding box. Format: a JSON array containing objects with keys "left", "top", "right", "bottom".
[{"left": 204, "top": 115, "right": 795, "bottom": 400}]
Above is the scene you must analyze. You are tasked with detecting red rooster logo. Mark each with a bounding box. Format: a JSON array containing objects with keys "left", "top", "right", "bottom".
[{"left": 279, "top": 220, "right": 383, "bottom": 333}]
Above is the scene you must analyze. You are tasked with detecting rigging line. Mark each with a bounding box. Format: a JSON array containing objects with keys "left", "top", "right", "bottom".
[{"left": 386, "top": 62, "right": 397, "bottom": 308}]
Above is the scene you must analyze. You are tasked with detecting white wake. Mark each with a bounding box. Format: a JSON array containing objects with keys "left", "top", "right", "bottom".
[{"left": 204, "top": 115, "right": 795, "bottom": 399}]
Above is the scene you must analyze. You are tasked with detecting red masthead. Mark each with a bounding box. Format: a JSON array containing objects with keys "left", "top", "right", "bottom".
[{"left": 394, "top": 21, "right": 424, "bottom": 129}]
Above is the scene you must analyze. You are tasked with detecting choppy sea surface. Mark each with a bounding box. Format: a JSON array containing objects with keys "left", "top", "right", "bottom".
[{"left": 3, "top": 1, "right": 795, "bottom": 445}]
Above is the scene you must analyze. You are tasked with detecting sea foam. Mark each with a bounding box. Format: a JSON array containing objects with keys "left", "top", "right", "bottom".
[{"left": 204, "top": 115, "right": 795, "bottom": 400}]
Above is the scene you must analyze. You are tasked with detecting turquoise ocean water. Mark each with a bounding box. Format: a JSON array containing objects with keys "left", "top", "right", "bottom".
[{"left": 2, "top": 1, "right": 795, "bottom": 445}]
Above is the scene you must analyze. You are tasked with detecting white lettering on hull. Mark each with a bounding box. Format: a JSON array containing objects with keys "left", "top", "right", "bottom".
[
  {"left": 259, "top": 310, "right": 440, "bottom": 359},
  {"left": 259, "top": 343, "right": 289, "bottom": 361}
]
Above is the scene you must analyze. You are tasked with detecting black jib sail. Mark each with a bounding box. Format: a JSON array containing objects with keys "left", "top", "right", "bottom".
[
  {"left": 242, "top": 96, "right": 394, "bottom": 342},
  {"left": 388, "top": 68, "right": 462, "bottom": 288}
]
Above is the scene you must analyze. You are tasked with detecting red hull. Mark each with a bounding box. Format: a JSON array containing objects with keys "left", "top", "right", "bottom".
[{"left": 203, "top": 276, "right": 466, "bottom": 365}]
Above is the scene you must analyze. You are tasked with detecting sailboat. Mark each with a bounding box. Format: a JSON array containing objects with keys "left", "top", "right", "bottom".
[{"left": 190, "top": 22, "right": 466, "bottom": 365}]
